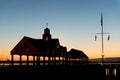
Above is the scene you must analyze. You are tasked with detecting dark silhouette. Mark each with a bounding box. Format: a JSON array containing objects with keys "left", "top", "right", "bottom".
[
  {"left": 0, "top": 28, "right": 119, "bottom": 80},
  {"left": 10, "top": 28, "right": 88, "bottom": 66}
]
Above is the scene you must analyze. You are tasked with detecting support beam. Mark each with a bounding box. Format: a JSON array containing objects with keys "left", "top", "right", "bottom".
[
  {"left": 19, "top": 55, "right": 22, "bottom": 66},
  {"left": 33, "top": 56, "right": 35, "bottom": 65},
  {"left": 11, "top": 55, "right": 14, "bottom": 65},
  {"left": 27, "top": 55, "right": 29, "bottom": 65}
]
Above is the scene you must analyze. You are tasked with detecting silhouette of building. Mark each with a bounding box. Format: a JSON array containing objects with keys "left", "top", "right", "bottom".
[
  {"left": 66, "top": 48, "right": 89, "bottom": 65},
  {"left": 10, "top": 28, "right": 88, "bottom": 65}
]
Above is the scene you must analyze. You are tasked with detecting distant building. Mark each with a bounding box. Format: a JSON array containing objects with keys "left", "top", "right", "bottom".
[
  {"left": 10, "top": 28, "right": 88, "bottom": 65},
  {"left": 66, "top": 48, "right": 89, "bottom": 64}
]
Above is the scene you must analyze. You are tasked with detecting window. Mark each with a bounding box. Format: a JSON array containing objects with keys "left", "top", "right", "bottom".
[{"left": 46, "top": 37, "right": 48, "bottom": 40}]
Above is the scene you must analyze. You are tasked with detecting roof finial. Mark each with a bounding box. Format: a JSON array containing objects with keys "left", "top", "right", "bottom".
[{"left": 46, "top": 23, "right": 48, "bottom": 28}]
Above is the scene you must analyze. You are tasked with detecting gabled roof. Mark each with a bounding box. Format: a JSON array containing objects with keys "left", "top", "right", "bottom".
[
  {"left": 24, "top": 36, "right": 60, "bottom": 51},
  {"left": 11, "top": 36, "right": 60, "bottom": 55},
  {"left": 67, "top": 48, "right": 88, "bottom": 59}
]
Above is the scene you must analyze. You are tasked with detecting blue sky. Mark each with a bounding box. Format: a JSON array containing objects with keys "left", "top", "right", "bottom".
[{"left": 0, "top": 0, "right": 120, "bottom": 60}]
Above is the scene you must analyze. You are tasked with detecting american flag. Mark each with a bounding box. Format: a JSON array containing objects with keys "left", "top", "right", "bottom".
[{"left": 101, "top": 13, "right": 103, "bottom": 27}]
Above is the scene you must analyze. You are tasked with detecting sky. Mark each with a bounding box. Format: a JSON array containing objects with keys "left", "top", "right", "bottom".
[{"left": 0, "top": 0, "right": 120, "bottom": 60}]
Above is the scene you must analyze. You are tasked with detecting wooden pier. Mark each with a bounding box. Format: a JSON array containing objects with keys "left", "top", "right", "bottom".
[{"left": 0, "top": 60, "right": 119, "bottom": 80}]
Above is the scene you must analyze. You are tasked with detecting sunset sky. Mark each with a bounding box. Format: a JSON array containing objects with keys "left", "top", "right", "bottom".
[{"left": 0, "top": 0, "right": 120, "bottom": 60}]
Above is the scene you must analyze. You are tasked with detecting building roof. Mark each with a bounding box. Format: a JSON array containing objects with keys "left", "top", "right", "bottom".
[
  {"left": 11, "top": 36, "right": 61, "bottom": 56},
  {"left": 67, "top": 48, "right": 88, "bottom": 59},
  {"left": 24, "top": 36, "right": 60, "bottom": 52}
]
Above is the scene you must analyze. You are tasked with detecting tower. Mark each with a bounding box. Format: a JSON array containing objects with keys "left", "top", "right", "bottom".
[{"left": 43, "top": 28, "right": 51, "bottom": 41}]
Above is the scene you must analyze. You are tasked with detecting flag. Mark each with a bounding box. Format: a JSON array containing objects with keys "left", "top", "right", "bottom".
[
  {"left": 108, "top": 35, "right": 110, "bottom": 40},
  {"left": 101, "top": 13, "right": 103, "bottom": 27},
  {"left": 95, "top": 35, "right": 97, "bottom": 41}
]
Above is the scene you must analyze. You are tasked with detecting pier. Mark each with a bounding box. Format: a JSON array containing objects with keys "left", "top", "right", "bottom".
[
  {"left": 0, "top": 60, "right": 119, "bottom": 80},
  {"left": 0, "top": 28, "right": 117, "bottom": 80}
]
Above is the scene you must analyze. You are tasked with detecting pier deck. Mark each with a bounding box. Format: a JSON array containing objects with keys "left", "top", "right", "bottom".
[{"left": 0, "top": 63, "right": 119, "bottom": 80}]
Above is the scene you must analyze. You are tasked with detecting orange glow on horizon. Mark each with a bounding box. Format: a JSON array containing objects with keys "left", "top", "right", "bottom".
[
  {"left": 0, "top": 38, "right": 120, "bottom": 61},
  {"left": 0, "top": 47, "right": 120, "bottom": 61}
]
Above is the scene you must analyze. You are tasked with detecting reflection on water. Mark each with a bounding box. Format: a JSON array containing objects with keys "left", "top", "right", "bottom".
[
  {"left": 106, "top": 68, "right": 109, "bottom": 76},
  {"left": 113, "top": 68, "right": 116, "bottom": 77},
  {"left": 105, "top": 68, "right": 120, "bottom": 80},
  {"left": 105, "top": 68, "right": 117, "bottom": 77}
]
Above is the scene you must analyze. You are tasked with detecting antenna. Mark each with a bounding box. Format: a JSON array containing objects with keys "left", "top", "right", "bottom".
[{"left": 95, "top": 13, "right": 110, "bottom": 65}]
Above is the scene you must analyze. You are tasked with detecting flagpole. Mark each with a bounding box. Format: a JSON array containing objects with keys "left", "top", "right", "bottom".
[
  {"left": 101, "top": 13, "right": 104, "bottom": 64},
  {"left": 95, "top": 12, "right": 110, "bottom": 65}
]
